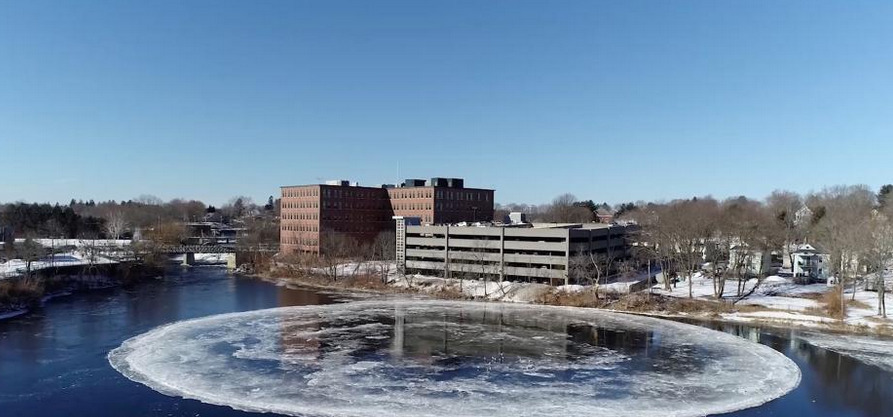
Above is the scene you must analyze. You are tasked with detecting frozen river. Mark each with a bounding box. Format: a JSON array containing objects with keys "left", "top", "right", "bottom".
[{"left": 1, "top": 267, "right": 891, "bottom": 417}]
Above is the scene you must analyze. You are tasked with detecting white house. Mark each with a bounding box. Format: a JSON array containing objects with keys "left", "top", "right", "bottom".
[
  {"left": 791, "top": 243, "right": 830, "bottom": 282},
  {"left": 728, "top": 245, "right": 772, "bottom": 276}
]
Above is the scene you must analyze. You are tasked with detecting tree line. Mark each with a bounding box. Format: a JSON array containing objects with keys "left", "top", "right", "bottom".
[
  {"left": 624, "top": 184, "right": 892, "bottom": 318},
  {"left": 493, "top": 184, "right": 892, "bottom": 318},
  {"left": 1, "top": 194, "right": 281, "bottom": 242},
  {"left": 495, "top": 194, "right": 639, "bottom": 224}
]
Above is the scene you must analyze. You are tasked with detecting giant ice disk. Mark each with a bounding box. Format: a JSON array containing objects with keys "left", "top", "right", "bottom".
[{"left": 109, "top": 300, "right": 801, "bottom": 417}]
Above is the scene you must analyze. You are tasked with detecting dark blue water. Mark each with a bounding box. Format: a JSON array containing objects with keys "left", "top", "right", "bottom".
[{"left": 0, "top": 267, "right": 891, "bottom": 417}]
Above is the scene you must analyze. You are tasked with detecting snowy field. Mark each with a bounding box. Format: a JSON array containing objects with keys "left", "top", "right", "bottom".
[
  {"left": 654, "top": 273, "right": 893, "bottom": 330},
  {"left": 1, "top": 239, "right": 138, "bottom": 279},
  {"left": 109, "top": 300, "right": 800, "bottom": 417},
  {"left": 14, "top": 238, "right": 132, "bottom": 248},
  {"left": 0, "top": 251, "right": 119, "bottom": 279}
]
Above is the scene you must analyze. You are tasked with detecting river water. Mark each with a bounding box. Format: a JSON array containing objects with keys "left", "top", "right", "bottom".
[{"left": 0, "top": 267, "right": 891, "bottom": 417}]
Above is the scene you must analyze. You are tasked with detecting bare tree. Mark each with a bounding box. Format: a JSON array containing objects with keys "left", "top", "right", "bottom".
[
  {"left": 145, "top": 222, "right": 187, "bottom": 245},
  {"left": 16, "top": 237, "right": 47, "bottom": 279},
  {"left": 628, "top": 205, "right": 680, "bottom": 292},
  {"left": 629, "top": 244, "right": 659, "bottom": 293},
  {"left": 104, "top": 210, "right": 129, "bottom": 240},
  {"left": 868, "top": 205, "right": 893, "bottom": 317},
  {"left": 811, "top": 185, "right": 875, "bottom": 315},
  {"left": 134, "top": 194, "right": 164, "bottom": 205},
  {"left": 469, "top": 238, "right": 494, "bottom": 297},
  {"left": 319, "top": 231, "right": 358, "bottom": 281},
  {"left": 348, "top": 242, "right": 371, "bottom": 278},
  {"left": 766, "top": 190, "right": 804, "bottom": 270},
  {"left": 78, "top": 232, "right": 102, "bottom": 269},
  {"left": 238, "top": 217, "right": 279, "bottom": 267},
  {"left": 715, "top": 197, "right": 776, "bottom": 300},
  {"left": 543, "top": 194, "right": 594, "bottom": 223},
  {"left": 221, "top": 196, "right": 255, "bottom": 220},
  {"left": 656, "top": 198, "right": 720, "bottom": 298},
  {"left": 370, "top": 231, "right": 396, "bottom": 283},
  {"left": 569, "top": 251, "right": 607, "bottom": 298},
  {"left": 569, "top": 251, "right": 597, "bottom": 297}
]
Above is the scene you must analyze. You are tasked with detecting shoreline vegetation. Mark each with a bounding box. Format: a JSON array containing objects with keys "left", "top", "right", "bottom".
[
  {"left": 255, "top": 263, "right": 893, "bottom": 337},
  {"left": 0, "top": 262, "right": 163, "bottom": 317},
  {"left": 3, "top": 256, "right": 890, "bottom": 338}
]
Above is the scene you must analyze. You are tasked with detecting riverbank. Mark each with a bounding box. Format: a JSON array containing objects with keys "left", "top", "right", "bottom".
[
  {"left": 0, "top": 262, "right": 164, "bottom": 319},
  {"left": 4, "top": 264, "right": 890, "bottom": 417},
  {"left": 256, "top": 264, "right": 893, "bottom": 337}
]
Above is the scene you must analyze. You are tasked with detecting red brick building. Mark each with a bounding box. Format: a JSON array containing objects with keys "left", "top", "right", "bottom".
[{"left": 280, "top": 178, "right": 494, "bottom": 255}]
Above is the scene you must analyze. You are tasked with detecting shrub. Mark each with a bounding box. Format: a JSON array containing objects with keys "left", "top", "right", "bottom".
[
  {"left": 822, "top": 289, "right": 846, "bottom": 320},
  {"left": 0, "top": 278, "right": 45, "bottom": 307}
]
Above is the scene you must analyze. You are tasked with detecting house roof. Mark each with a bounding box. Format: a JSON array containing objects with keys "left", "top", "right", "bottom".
[{"left": 793, "top": 242, "right": 827, "bottom": 254}]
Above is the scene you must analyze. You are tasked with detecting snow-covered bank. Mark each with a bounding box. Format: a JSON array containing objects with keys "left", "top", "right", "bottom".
[
  {"left": 304, "top": 262, "right": 647, "bottom": 303},
  {"left": 1, "top": 251, "right": 120, "bottom": 279},
  {"left": 653, "top": 273, "right": 893, "bottom": 331},
  {"left": 269, "top": 261, "right": 893, "bottom": 335},
  {"left": 389, "top": 274, "right": 552, "bottom": 303},
  {"left": 0, "top": 242, "right": 224, "bottom": 279},
  {"left": 796, "top": 331, "right": 893, "bottom": 373},
  {"left": 15, "top": 238, "right": 132, "bottom": 247}
]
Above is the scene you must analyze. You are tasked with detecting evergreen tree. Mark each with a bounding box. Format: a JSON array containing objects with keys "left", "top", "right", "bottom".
[
  {"left": 572, "top": 200, "right": 597, "bottom": 215},
  {"left": 879, "top": 184, "right": 893, "bottom": 207},
  {"left": 265, "top": 196, "right": 275, "bottom": 211}
]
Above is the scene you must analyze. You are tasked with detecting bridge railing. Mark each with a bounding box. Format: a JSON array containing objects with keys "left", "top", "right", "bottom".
[{"left": 159, "top": 244, "right": 279, "bottom": 254}]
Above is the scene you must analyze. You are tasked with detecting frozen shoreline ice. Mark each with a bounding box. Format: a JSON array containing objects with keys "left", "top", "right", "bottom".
[
  {"left": 109, "top": 300, "right": 801, "bottom": 417},
  {"left": 797, "top": 332, "right": 893, "bottom": 373}
]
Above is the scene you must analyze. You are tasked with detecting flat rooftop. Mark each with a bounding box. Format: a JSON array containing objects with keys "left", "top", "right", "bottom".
[
  {"left": 281, "top": 183, "right": 493, "bottom": 190},
  {"left": 408, "top": 222, "right": 625, "bottom": 230}
]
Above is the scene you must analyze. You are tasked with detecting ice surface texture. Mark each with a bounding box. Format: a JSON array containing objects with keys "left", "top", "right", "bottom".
[
  {"left": 798, "top": 332, "right": 893, "bottom": 373},
  {"left": 109, "top": 300, "right": 801, "bottom": 417}
]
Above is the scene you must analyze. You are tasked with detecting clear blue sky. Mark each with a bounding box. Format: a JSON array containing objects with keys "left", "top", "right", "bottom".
[{"left": 2, "top": 1, "right": 892, "bottom": 206}]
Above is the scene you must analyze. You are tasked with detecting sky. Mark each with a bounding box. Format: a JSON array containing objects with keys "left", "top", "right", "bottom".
[{"left": 1, "top": 1, "right": 892, "bottom": 207}]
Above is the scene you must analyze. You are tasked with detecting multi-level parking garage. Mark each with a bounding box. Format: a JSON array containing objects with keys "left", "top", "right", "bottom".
[{"left": 394, "top": 218, "right": 634, "bottom": 285}]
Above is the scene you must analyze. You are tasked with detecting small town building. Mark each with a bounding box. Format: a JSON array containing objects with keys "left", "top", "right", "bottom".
[
  {"left": 280, "top": 177, "right": 494, "bottom": 255},
  {"left": 595, "top": 208, "right": 614, "bottom": 223},
  {"left": 791, "top": 243, "right": 830, "bottom": 282},
  {"left": 394, "top": 217, "right": 634, "bottom": 286},
  {"left": 728, "top": 245, "right": 773, "bottom": 277}
]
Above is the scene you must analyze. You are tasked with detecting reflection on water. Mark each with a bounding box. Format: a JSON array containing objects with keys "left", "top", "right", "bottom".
[
  {"left": 282, "top": 306, "right": 706, "bottom": 378},
  {"left": 690, "top": 321, "right": 893, "bottom": 417},
  {"left": 0, "top": 267, "right": 890, "bottom": 417},
  {"left": 110, "top": 301, "right": 798, "bottom": 417}
]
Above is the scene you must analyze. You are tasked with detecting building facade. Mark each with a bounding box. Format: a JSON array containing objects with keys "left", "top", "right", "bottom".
[
  {"left": 792, "top": 243, "right": 831, "bottom": 282},
  {"left": 394, "top": 218, "right": 633, "bottom": 285},
  {"left": 280, "top": 178, "right": 494, "bottom": 255},
  {"left": 728, "top": 246, "right": 774, "bottom": 277}
]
